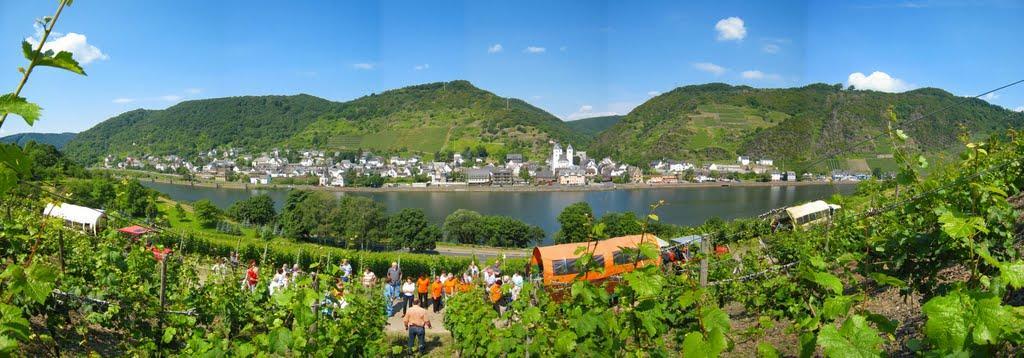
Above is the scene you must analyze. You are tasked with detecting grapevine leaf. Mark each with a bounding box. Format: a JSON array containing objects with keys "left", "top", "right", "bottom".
[
  {"left": 822, "top": 295, "right": 855, "bottom": 320},
  {"left": 756, "top": 342, "right": 780, "bottom": 358},
  {"left": 864, "top": 313, "right": 899, "bottom": 335},
  {"left": 623, "top": 270, "right": 663, "bottom": 298},
  {"left": 810, "top": 271, "right": 843, "bottom": 295},
  {"left": 922, "top": 292, "right": 969, "bottom": 351},
  {"left": 999, "top": 261, "right": 1024, "bottom": 289},
  {"left": 816, "top": 315, "right": 884, "bottom": 358},
  {"left": 682, "top": 331, "right": 724, "bottom": 358},
  {"left": 25, "top": 263, "right": 57, "bottom": 305},
  {"left": 268, "top": 327, "right": 291, "bottom": 354},
  {"left": 0, "top": 144, "right": 32, "bottom": 175},
  {"left": 162, "top": 327, "right": 176, "bottom": 344},
  {"left": 937, "top": 209, "right": 987, "bottom": 241},
  {"left": 970, "top": 294, "right": 1012, "bottom": 346},
  {"left": 0, "top": 93, "right": 42, "bottom": 125},
  {"left": 554, "top": 331, "right": 577, "bottom": 354},
  {"left": 869, "top": 272, "right": 906, "bottom": 288},
  {"left": 36, "top": 51, "right": 87, "bottom": 76},
  {"left": 235, "top": 343, "right": 256, "bottom": 357},
  {"left": 648, "top": 213, "right": 659, "bottom": 222},
  {"left": 916, "top": 155, "right": 928, "bottom": 169},
  {"left": 700, "top": 306, "right": 731, "bottom": 334}
]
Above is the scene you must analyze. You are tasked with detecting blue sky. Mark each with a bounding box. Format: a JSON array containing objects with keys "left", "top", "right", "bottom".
[{"left": 1, "top": 0, "right": 1022, "bottom": 135}]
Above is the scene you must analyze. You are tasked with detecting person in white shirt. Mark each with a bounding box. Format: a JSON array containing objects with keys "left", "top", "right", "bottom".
[
  {"left": 468, "top": 262, "right": 480, "bottom": 277},
  {"left": 511, "top": 273, "right": 524, "bottom": 301},
  {"left": 269, "top": 268, "right": 286, "bottom": 295},
  {"left": 484, "top": 269, "right": 496, "bottom": 286},
  {"left": 401, "top": 277, "right": 417, "bottom": 316},
  {"left": 340, "top": 259, "right": 352, "bottom": 282},
  {"left": 362, "top": 267, "right": 377, "bottom": 287}
]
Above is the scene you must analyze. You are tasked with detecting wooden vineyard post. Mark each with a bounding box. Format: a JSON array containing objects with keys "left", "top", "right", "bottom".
[
  {"left": 700, "top": 236, "right": 710, "bottom": 287},
  {"left": 57, "top": 230, "right": 66, "bottom": 275},
  {"left": 160, "top": 258, "right": 168, "bottom": 308}
]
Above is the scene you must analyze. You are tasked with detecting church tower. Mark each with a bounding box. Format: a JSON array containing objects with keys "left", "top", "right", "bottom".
[
  {"left": 566, "top": 144, "right": 575, "bottom": 165},
  {"left": 552, "top": 143, "right": 562, "bottom": 168}
]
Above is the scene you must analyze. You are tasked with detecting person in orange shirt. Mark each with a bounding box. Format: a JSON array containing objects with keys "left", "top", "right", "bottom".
[
  {"left": 416, "top": 274, "right": 430, "bottom": 308},
  {"left": 429, "top": 277, "right": 443, "bottom": 312},
  {"left": 489, "top": 279, "right": 503, "bottom": 315},
  {"left": 443, "top": 275, "right": 457, "bottom": 299}
]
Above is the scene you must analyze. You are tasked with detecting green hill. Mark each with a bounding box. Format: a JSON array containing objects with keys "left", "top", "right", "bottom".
[
  {"left": 64, "top": 94, "right": 340, "bottom": 163},
  {"left": 0, "top": 132, "right": 76, "bottom": 149},
  {"left": 288, "top": 80, "right": 587, "bottom": 157},
  {"left": 65, "top": 81, "right": 585, "bottom": 164},
  {"left": 565, "top": 115, "right": 622, "bottom": 137},
  {"left": 590, "top": 83, "right": 1024, "bottom": 171}
]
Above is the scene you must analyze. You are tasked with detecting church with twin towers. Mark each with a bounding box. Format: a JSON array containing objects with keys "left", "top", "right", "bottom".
[{"left": 550, "top": 142, "right": 586, "bottom": 171}]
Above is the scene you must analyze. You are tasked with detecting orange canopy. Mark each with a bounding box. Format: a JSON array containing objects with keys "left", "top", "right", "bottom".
[{"left": 530, "top": 234, "right": 661, "bottom": 285}]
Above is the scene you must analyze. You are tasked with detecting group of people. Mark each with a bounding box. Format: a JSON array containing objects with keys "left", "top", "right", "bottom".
[{"left": 214, "top": 255, "right": 527, "bottom": 355}]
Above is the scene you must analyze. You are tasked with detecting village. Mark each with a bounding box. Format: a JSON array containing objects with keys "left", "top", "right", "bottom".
[{"left": 103, "top": 142, "right": 869, "bottom": 189}]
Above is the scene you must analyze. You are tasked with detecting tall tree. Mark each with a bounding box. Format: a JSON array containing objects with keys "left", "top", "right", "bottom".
[
  {"left": 443, "top": 209, "right": 483, "bottom": 244},
  {"left": 193, "top": 199, "right": 221, "bottom": 228},
  {"left": 228, "top": 194, "right": 277, "bottom": 226},
  {"left": 340, "top": 196, "right": 386, "bottom": 249},
  {"left": 387, "top": 208, "right": 438, "bottom": 252},
  {"left": 555, "top": 202, "right": 594, "bottom": 244}
]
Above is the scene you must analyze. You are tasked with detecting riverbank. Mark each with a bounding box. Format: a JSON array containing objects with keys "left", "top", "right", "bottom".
[{"left": 104, "top": 168, "right": 853, "bottom": 193}]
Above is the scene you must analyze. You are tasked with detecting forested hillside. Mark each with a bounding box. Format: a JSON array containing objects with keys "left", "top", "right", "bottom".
[
  {"left": 64, "top": 94, "right": 339, "bottom": 163},
  {"left": 64, "top": 81, "right": 586, "bottom": 164},
  {"left": 565, "top": 115, "right": 622, "bottom": 137},
  {"left": 0, "top": 132, "right": 76, "bottom": 149},
  {"left": 590, "top": 83, "right": 1024, "bottom": 169}
]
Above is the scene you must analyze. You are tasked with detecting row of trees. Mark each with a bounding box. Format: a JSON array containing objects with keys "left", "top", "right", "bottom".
[
  {"left": 442, "top": 209, "right": 545, "bottom": 247},
  {"left": 62, "top": 176, "right": 161, "bottom": 220},
  {"left": 554, "top": 201, "right": 681, "bottom": 244},
  {"left": 202, "top": 190, "right": 551, "bottom": 251}
]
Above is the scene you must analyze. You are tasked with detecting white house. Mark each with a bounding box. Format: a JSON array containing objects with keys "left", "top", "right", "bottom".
[
  {"left": 756, "top": 159, "right": 774, "bottom": 166},
  {"left": 43, "top": 203, "right": 106, "bottom": 235},
  {"left": 737, "top": 156, "right": 751, "bottom": 166}
]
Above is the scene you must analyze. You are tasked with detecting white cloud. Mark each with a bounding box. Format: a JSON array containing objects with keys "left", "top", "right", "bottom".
[
  {"left": 413, "top": 64, "right": 430, "bottom": 71},
  {"left": 159, "top": 95, "right": 182, "bottom": 102},
  {"left": 488, "top": 44, "right": 503, "bottom": 53},
  {"left": 524, "top": 46, "right": 546, "bottom": 54},
  {"left": 565, "top": 102, "right": 637, "bottom": 120},
  {"left": 352, "top": 63, "right": 375, "bottom": 70},
  {"left": 847, "top": 71, "right": 913, "bottom": 92},
  {"left": 112, "top": 98, "right": 135, "bottom": 104},
  {"left": 26, "top": 32, "right": 108, "bottom": 64},
  {"left": 981, "top": 92, "right": 999, "bottom": 102},
  {"left": 1015, "top": 106, "right": 1024, "bottom": 112},
  {"left": 185, "top": 88, "right": 202, "bottom": 95},
  {"left": 693, "top": 62, "right": 726, "bottom": 76},
  {"left": 715, "top": 17, "right": 746, "bottom": 41},
  {"left": 559, "top": 46, "right": 568, "bottom": 52},
  {"left": 762, "top": 43, "right": 780, "bottom": 54},
  {"left": 741, "top": 70, "right": 782, "bottom": 81},
  {"left": 647, "top": 91, "right": 660, "bottom": 96}
]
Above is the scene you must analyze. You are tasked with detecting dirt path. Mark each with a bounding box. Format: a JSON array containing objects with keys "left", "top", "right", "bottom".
[{"left": 384, "top": 298, "right": 450, "bottom": 335}]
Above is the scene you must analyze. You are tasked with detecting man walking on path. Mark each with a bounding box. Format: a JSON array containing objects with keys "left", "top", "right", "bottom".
[
  {"left": 403, "top": 297, "right": 432, "bottom": 354},
  {"left": 387, "top": 262, "right": 401, "bottom": 293}
]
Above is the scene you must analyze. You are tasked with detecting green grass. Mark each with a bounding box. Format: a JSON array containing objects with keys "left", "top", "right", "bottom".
[{"left": 865, "top": 158, "right": 900, "bottom": 172}]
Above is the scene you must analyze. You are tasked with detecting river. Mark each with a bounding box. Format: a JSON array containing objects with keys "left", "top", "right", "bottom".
[{"left": 142, "top": 181, "right": 856, "bottom": 240}]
